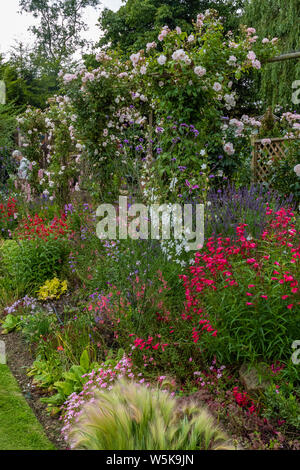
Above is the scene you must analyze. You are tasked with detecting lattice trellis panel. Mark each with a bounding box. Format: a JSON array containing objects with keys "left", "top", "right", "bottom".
[{"left": 251, "top": 137, "right": 298, "bottom": 183}]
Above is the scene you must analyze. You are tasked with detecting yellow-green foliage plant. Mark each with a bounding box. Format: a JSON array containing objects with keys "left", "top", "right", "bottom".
[
  {"left": 37, "top": 278, "right": 68, "bottom": 301},
  {"left": 67, "top": 380, "right": 233, "bottom": 450}
]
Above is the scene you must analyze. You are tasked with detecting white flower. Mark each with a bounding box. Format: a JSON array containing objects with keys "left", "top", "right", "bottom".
[
  {"left": 130, "top": 52, "right": 141, "bottom": 67},
  {"left": 213, "top": 82, "right": 222, "bottom": 92},
  {"left": 224, "top": 93, "right": 236, "bottom": 109},
  {"left": 157, "top": 55, "right": 167, "bottom": 65},
  {"left": 227, "top": 55, "right": 237, "bottom": 66},
  {"left": 262, "top": 38, "right": 269, "bottom": 44},
  {"left": 194, "top": 66, "right": 206, "bottom": 77},
  {"left": 172, "top": 49, "right": 189, "bottom": 62},
  {"left": 223, "top": 142, "right": 235, "bottom": 155},
  {"left": 187, "top": 34, "right": 195, "bottom": 43},
  {"left": 294, "top": 164, "right": 300, "bottom": 177}
]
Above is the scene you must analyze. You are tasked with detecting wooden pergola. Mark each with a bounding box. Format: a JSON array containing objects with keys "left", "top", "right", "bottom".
[{"left": 265, "top": 51, "right": 300, "bottom": 63}]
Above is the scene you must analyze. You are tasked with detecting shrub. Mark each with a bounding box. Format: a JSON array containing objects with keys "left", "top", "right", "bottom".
[
  {"left": 263, "top": 383, "right": 300, "bottom": 430},
  {"left": 65, "top": 380, "right": 232, "bottom": 450}
]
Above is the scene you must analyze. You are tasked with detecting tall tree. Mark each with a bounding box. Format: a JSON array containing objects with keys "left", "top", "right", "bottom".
[
  {"left": 243, "top": 0, "right": 300, "bottom": 108},
  {"left": 0, "top": 44, "right": 56, "bottom": 108},
  {"left": 98, "top": 0, "right": 245, "bottom": 54},
  {"left": 19, "top": 0, "right": 102, "bottom": 74}
]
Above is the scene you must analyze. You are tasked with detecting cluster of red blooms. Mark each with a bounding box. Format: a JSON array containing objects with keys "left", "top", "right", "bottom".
[
  {"left": 16, "top": 213, "right": 69, "bottom": 241},
  {"left": 232, "top": 386, "right": 257, "bottom": 415},
  {"left": 0, "top": 197, "right": 18, "bottom": 225},
  {"left": 179, "top": 208, "right": 300, "bottom": 345},
  {"left": 179, "top": 224, "right": 256, "bottom": 342},
  {"left": 263, "top": 206, "right": 298, "bottom": 247},
  {"left": 270, "top": 361, "right": 285, "bottom": 375},
  {"left": 131, "top": 335, "right": 169, "bottom": 352},
  {"left": 263, "top": 207, "right": 299, "bottom": 308}
]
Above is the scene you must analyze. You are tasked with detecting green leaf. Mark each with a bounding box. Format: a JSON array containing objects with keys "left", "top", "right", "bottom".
[
  {"left": 53, "top": 381, "right": 74, "bottom": 397},
  {"left": 80, "top": 349, "right": 90, "bottom": 371}
]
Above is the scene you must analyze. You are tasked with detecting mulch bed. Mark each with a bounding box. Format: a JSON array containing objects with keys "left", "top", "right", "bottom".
[{"left": 3, "top": 332, "right": 66, "bottom": 450}]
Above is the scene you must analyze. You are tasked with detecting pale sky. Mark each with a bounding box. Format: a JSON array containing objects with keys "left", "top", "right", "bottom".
[{"left": 0, "top": 0, "right": 123, "bottom": 57}]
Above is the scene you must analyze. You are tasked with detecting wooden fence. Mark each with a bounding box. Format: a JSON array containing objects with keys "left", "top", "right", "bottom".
[{"left": 251, "top": 136, "right": 299, "bottom": 183}]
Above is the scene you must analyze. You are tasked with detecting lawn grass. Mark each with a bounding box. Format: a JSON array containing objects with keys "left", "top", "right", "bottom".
[{"left": 0, "top": 364, "right": 56, "bottom": 450}]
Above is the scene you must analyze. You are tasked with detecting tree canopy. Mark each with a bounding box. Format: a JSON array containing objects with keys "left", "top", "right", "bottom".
[
  {"left": 243, "top": 0, "right": 300, "bottom": 108},
  {"left": 98, "top": 0, "right": 245, "bottom": 54},
  {"left": 0, "top": 45, "right": 57, "bottom": 109},
  {"left": 19, "top": 0, "right": 101, "bottom": 73}
]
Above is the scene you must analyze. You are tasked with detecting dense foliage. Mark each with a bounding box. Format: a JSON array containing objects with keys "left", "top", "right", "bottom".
[{"left": 98, "top": 0, "right": 246, "bottom": 54}]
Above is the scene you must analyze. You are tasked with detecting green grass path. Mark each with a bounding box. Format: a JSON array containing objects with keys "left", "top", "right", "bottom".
[{"left": 0, "top": 364, "right": 55, "bottom": 450}]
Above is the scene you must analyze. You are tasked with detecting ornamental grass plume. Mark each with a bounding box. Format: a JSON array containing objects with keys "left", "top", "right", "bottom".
[{"left": 66, "top": 380, "right": 232, "bottom": 450}]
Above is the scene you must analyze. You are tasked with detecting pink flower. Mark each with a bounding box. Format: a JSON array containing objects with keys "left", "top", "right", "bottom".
[
  {"left": 252, "top": 59, "right": 261, "bottom": 69},
  {"left": 247, "top": 51, "right": 256, "bottom": 61}
]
